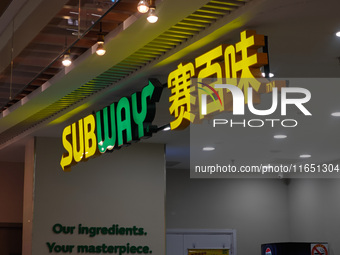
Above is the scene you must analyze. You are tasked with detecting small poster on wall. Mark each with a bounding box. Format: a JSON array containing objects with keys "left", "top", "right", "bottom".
[
  {"left": 311, "top": 243, "right": 328, "bottom": 255},
  {"left": 188, "top": 249, "right": 229, "bottom": 255}
]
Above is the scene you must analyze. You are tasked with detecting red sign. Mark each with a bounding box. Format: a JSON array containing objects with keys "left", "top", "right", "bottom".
[
  {"left": 265, "top": 247, "right": 272, "bottom": 255},
  {"left": 311, "top": 244, "right": 328, "bottom": 255}
]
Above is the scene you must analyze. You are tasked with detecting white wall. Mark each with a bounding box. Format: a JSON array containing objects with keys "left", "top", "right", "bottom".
[
  {"left": 166, "top": 169, "right": 291, "bottom": 255},
  {"left": 167, "top": 170, "right": 340, "bottom": 255},
  {"left": 30, "top": 137, "right": 166, "bottom": 255},
  {"left": 288, "top": 179, "right": 340, "bottom": 255},
  {"left": 25, "top": 137, "right": 340, "bottom": 255},
  {"left": 23, "top": 138, "right": 35, "bottom": 255}
]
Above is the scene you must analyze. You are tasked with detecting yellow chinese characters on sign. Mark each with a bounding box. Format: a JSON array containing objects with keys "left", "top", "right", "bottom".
[
  {"left": 167, "top": 30, "right": 285, "bottom": 130},
  {"left": 188, "top": 249, "right": 229, "bottom": 255},
  {"left": 168, "top": 62, "right": 196, "bottom": 130}
]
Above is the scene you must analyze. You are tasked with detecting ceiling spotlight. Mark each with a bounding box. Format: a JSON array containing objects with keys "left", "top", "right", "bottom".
[
  {"left": 331, "top": 112, "right": 340, "bottom": 117},
  {"left": 62, "top": 36, "right": 72, "bottom": 67},
  {"left": 262, "top": 72, "right": 274, "bottom": 78},
  {"left": 62, "top": 51, "right": 72, "bottom": 67},
  {"left": 137, "top": 0, "right": 149, "bottom": 13},
  {"left": 274, "top": 135, "right": 287, "bottom": 139},
  {"left": 96, "top": 23, "right": 106, "bottom": 56},
  {"left": 203, "top": 146, "right": 215, "bottom": 151},
  {"left": 147, "top": 8, "right": 158, "bottom": 23},
  {"left": 96, "top": 43, "right": 106, "bottom": 56},
  {"left": 299, "top": 154, "right": 311, "bottom": 158},
  {"left": 336, "top": 31, "right": 340, "bottom": 37}
]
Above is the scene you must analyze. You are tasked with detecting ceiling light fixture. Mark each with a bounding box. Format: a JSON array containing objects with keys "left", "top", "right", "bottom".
[
  {"left": 96, "top": 43, "right": 106, "bottom": 56},
  {"left": 274, "top": 135, "right": 287, "bottom": 139},
  {"left": 62, "top": 50, "right": 72, "bottom": 67},
  {"left": 62, "top": 36, "right": 72, "bottom": 67},
  {"left": 331, "top": 112, "right": 340, "bottom": 117},
  {"left": 157, "top": 124, "right": 171, "bottom": 132},
  {"left": 299, "top": 154, "right": 311, "bottom": 158},
  {"left": 137, "top": 0, "right": 158, "bottom": 23},
  {"left": 262, "top": 72, "right": 274, "bottom": 78},
  {"left": 137, "top": 0, "right": 149, "bottom": 13},
  {"left": 147, "top": 7, "right": 158, "bottom": 23},
  {"left": 336, "top": 31, "right": 340, "bottom": 37},
  {"left": 96, "top": 23, "right": 106, "bottom": 56},
  {"left": 203, "top": 147, "right": 215, "bottom": 151}
]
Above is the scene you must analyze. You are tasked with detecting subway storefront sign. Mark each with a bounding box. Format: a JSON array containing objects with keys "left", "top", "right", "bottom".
[
  {"left": 60, "top": 79, "right": 163, "bottom": 171},
  {"left": 167, "top": 30, "right": 285, "bottom": 130}
]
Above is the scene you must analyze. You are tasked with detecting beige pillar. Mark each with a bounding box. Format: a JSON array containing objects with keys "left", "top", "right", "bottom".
[{"left": 22, "top": 137, "right": 35, "bottom": 255}]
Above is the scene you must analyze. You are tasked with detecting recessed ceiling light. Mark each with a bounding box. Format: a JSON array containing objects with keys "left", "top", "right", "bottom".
[
  {"left": 331, "top": 112, "right": 340, "bottom": 117},
  {"left": 274, "top": 135, "right": 287, "bottom": 139},
  {"left": 336, "top": 31, "right": 340, "bottom": 37},
  {"left": 262, "top": 72, "right": 274, "bottom": 78},
  {"left": 300, "top": 154, "right": 311, "bottom": 158},
  {"left": 203, "top": 146, "right": 215, "bottom": 151}
]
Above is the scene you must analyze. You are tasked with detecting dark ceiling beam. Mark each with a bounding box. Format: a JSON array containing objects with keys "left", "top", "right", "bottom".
[
  {"left": 24, "top": 43, "right": 64, "bottom": 54},
  {"left": 11, "top": 71, "right": 54, "bottom": 81},
  {"left": 0, "top": 75, "right": 37, "bottom": 85},
  {"left": 45, "top": 21, "right": 118, "bottom": 34},
  {"left": 13, "top": 66, "right": 60, "bottom": 76},
  {"left": 20, "top": 47, "right": 85, "bottom": 58},
  {"left": 56, "top": 7, "right": 131, "bottom": 23},
  {"left": 0, "top": 83, "right": 23, "bottom": 92},
  {"left": 61, "top": 1, "right": 137, "bottom": 14},
  {"left": 32, "top": 33, "right": 96, "bottom": 48},
  {"left": 12, "top": 56, "right": 61, "bottom": 69}
]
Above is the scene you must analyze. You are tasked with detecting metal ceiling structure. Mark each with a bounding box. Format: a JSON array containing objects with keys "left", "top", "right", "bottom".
[
  {"left": 0, "top": 0, "right": 13, "bottom": 17},
  {"left": 0, "top": 0, "right": 138, "bottom": 111},
  {"left": 0, "top": 0, "right": 249, "bottom": 146}
]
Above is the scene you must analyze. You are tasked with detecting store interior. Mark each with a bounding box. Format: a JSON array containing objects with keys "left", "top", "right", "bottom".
[{"left": 0, "top": 0, "right": 340, "bottom": 254}]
